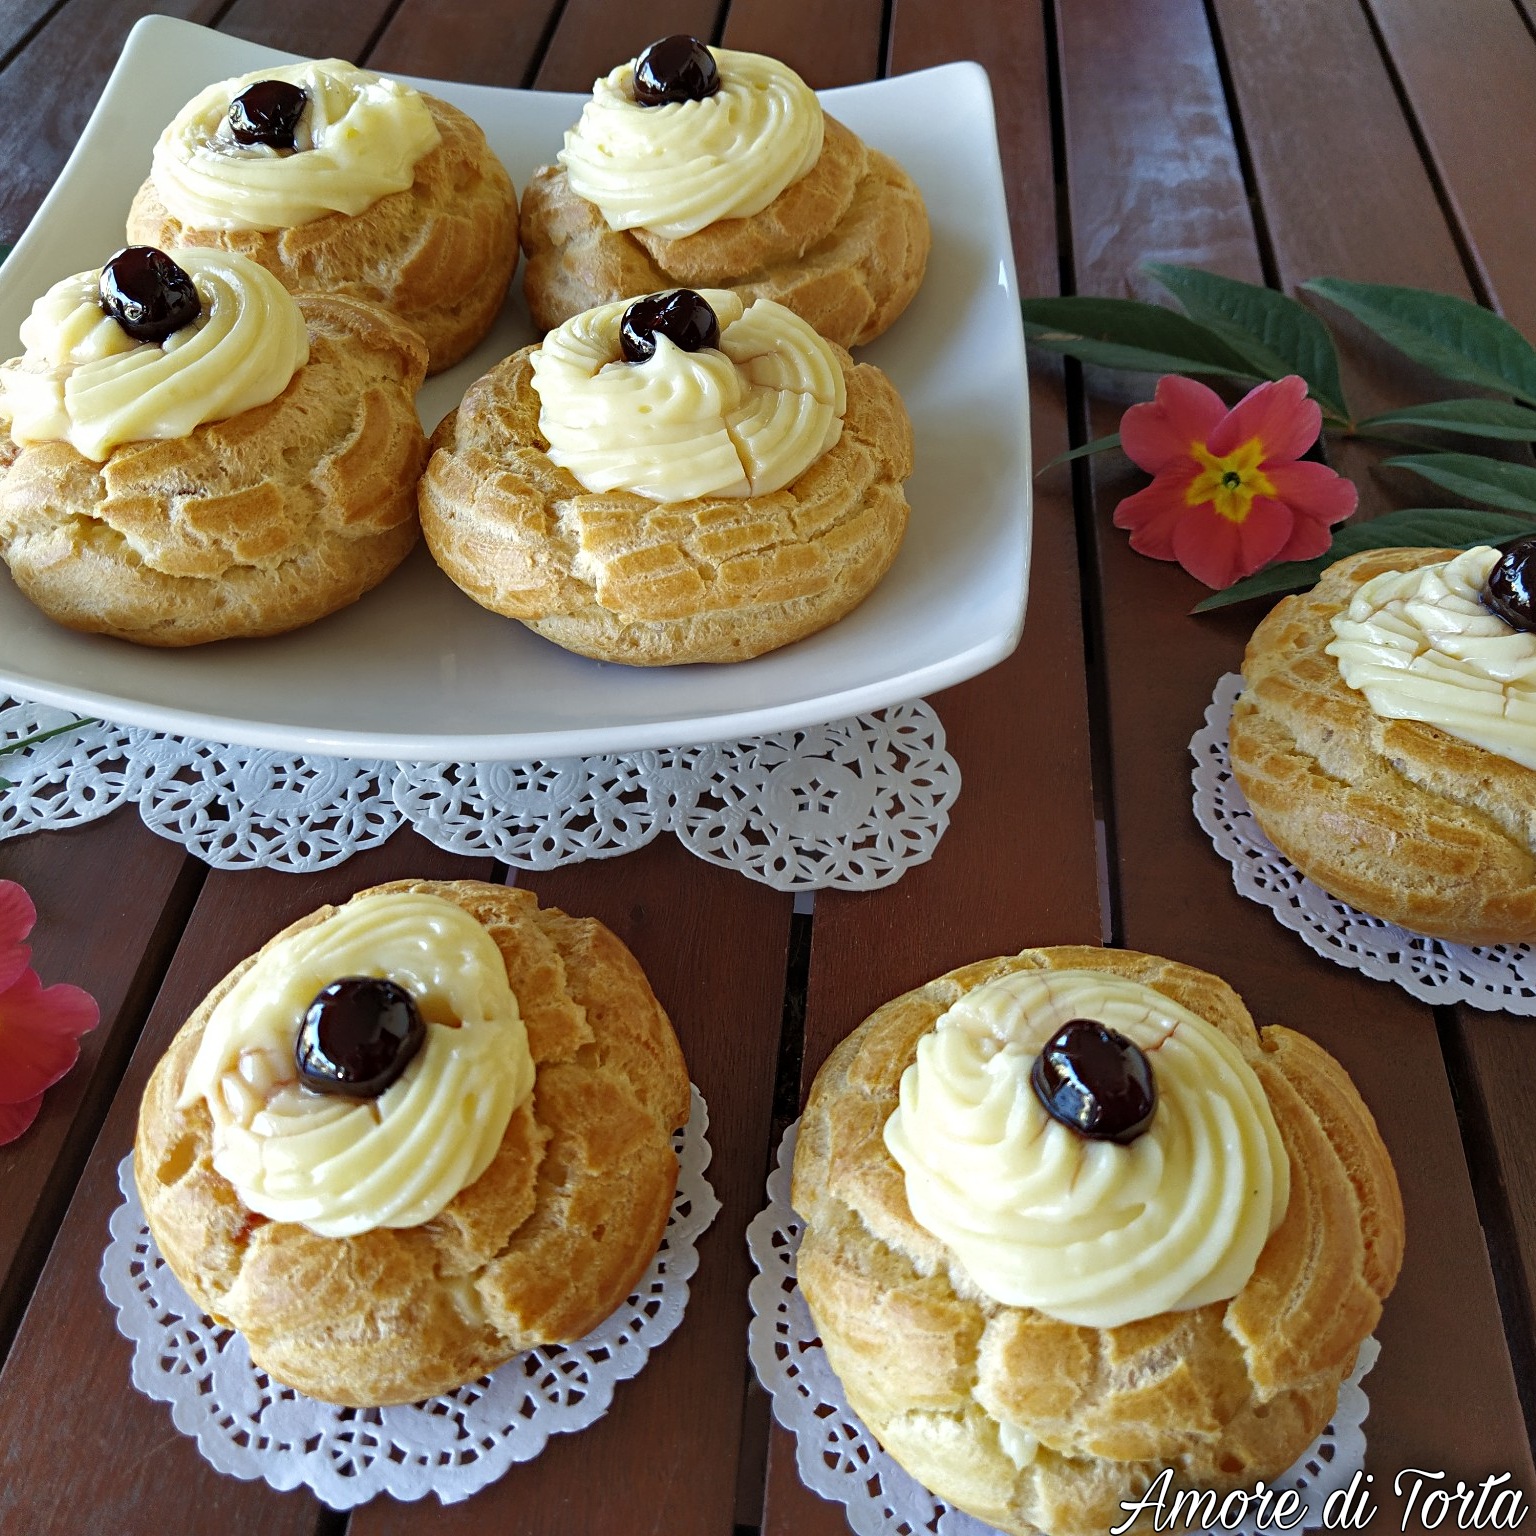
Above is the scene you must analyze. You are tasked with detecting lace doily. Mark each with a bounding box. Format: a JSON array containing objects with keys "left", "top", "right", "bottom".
[
  {"left": 102, "top": 1086, "right": 718, "bottom": 1508},
  {"left": 1193, "top": 674, "right": 1536, "bottom": 1014},
  {"left": 747, "top": 1120, "right": 1378, "bottom": 1536},
  {"left": 0, "top": 695, "right": 958, "bottom": 889}
]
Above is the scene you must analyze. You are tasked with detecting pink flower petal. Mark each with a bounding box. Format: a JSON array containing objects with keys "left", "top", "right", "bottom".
[
  {"left": 0, "top": 971, "right": 97, "bottom": 1104},
  {"left": 0, "top": 1093, "right": 44, "bottom": 1146},
  {"left": 1120, "top": 376, "right": 1227, "bottom": 474},
  {"left": 0, "top": 882, "right": 35, "bottom": 995},
  {"left": 1207, "top": 376, "right": 1319, "bottom": 464},
  {"left": 1265, "top": 459, "right": 1359, "bottom": 531},
  {"left": 1171, "top": 498, "right": 1295, "bottom": 588},
  {"left": 1113, "top": 467, "right": 1201, "bottom": 560}
]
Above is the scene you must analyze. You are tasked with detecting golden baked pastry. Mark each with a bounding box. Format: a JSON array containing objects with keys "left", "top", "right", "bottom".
[
  {"left": 419, "top": 292, "right": 913, "bottom": 665},
  {"left": 127, "top": 78, "right": 518, "bottom": 374},
  {"left": 135, "top": 878, "right": 691, "bottom": 1408},
  {"left": 793, "top": 946, "right": 1403, "bottom": 1536},
  {"left": 1230, "top": 547, "right": 1536, "bottom": 944},
  {"left": 0, "top": 285, "right": 428, "bottom": 647},
  {"left": 521, "top": 47, "right": 929, "bottom": 348}
]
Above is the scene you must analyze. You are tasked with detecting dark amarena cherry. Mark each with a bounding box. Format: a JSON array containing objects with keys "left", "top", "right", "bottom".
[
  {"left": 228, "top": 79, "right": 308, "bottom": 148},
  {"left": 620, "top": 289, "right": 721, "bottom": 363},
  {"left": 97, "top": 247, "right": 201, "bottom": 343},
  {"left": 632, "top": 35, "right": 720, "bottom": 107},
  {"left": 1030, "top": 1019, "right": 1158, "bottom": 1144},
  {"left": 1482, "top": 536, "right": 1536, "bottom": 634},
  {"left": 296, "top": 977, "right": 427, "bottom": 1097}
]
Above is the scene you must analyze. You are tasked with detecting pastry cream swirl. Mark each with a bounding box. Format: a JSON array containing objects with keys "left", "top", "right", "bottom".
[
  {"left": 177, "top": 892, "right": 536, "bottom": 1239},
  {"left": 559, "top": 47, "right": 823, "bottom": 239},
  {"left": 0, "top": 249, "right": 308, "bottom": 462},
  {"left": 1326, "top": 546, "right": 1536, "bottom": 772},
  {"left": 150, "top": 59, "right": 441, "bottom": 231},
  {"left": 530, "top": 289, "right": 845, "bottom": 501},
  {"left": 883, "top": 969, "right": 1290, "bottom": 1328}
]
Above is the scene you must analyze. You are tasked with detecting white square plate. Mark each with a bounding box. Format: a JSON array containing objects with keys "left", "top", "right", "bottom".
[{"left": 0, "top": 16, "right": 1030, "bottom": 761}]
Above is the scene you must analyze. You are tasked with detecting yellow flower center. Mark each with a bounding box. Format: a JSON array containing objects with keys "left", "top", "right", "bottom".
[{"left": 1186, "top": 437, "right": 1276, "bottom": 523}]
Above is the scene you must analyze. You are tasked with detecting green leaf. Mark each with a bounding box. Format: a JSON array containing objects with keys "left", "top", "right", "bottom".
[
  {"left": 1192, "top": 507, "right": 1536, "bottom": 611},
  {"left": 1038, "top": 432, "right": 1121, "bottom": 472},
  {"left": 1357, "top": 398, "right": 1536, "bottom": 442},
  {"left": 1020, "top": 297, "right": 1267, "bottom": 381},
  {"left": 1143, "top": 263, "right": 1348, "bottom": 419},
  {"left": 1304, "top": 278, "right": 1536, "bottom": 404},
  {"left": 0, "top": 244, "right": 10, "bottom": 267},
  {"left": 1383, "top": 451, "right": 1536, "bottom": 515}
]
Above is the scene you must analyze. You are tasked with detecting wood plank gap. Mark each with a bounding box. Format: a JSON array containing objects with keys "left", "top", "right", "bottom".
[
  {"left": 0, "top": 0, "right": 72, "bottom": 75},
  {"left": 521, "top": 0, "right": 573, "bottom": 88},
  {"left": 1435, "top": 1006, "right": 1536, "bottom": 1461},
  {"left": 204, "top": 0, "right": 240, "bottom": 29},
  {"left": 709, "top": 0, "right": 732, "bottom": 45},
  {"left": 0, "top": 850, "right": 205, "bottom": 1368},
  {"left": 355, "top": 0, "right": 414, "bottom": 67},
  {"left": 878, "top": 0, "right": 894, "bottom": 75},
  {"left": 1351, "top": 0, "right": 1496, "bottom": 310},
  {"left": 1196, "top": 0, "right": 1280, "bottom": 290},
  {"left": 1044, "top": 0, "right": 1123, "bottom": 943}
]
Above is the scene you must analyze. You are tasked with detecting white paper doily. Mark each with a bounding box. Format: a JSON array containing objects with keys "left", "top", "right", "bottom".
[
  {"left": 102, "top": 1085, "right": 718, "bottom": 1508},
  {"left": 1193, "top": 673, "right": 1536, "bottom": 1014},
  {"left": 0, "top": 696, "right": 957, "bottom": 889},
  {"left": 747, "top": 1120, "right": 1378, "bottom": 1536}
]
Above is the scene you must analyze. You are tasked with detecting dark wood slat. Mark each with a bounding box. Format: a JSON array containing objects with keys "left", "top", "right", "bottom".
[
  {"left": 758, "top": 0, "right": 1103, "bottom": 1528},
  {"left": 0, "top": 0, "right": 61, "bottom": 65},
  {"left": 217, "top": 0, "right": 398, "bottom": 61},
  {"left": 0, "top": 821, "right": 193, "bottom": 1345},
  {"left": 0, "top": 835, "right": 495, "bottom": 1535},
  {"left": 721, "top": 0, "right": 885, "bottom": 88},
  {"left": 1063, "top": 0, "right": 1536, "bottom": 1510},
  {"left": 1359, "top": 0, "right": 1536, "bottom": 337},
  {"left": 536, "top": 0, "right": 720, "bottom": 93},
  {"left": 351, "top": 841, "right": 794, "bottom": 1536},
  {"left": 366, "top": 0, "right": 561, "bottom": 86},
  {"left": 0, "top": 0, "right": 224, "bottom": 243}
]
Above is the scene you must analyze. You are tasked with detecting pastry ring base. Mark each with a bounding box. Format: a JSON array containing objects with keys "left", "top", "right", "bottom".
[
  {"left": 418, "top": 341, "right": 914, "bottom": 666},
  {"left": 0, "top": 294, "right": 428, "bottom": 648},
  {"left": 792, "top": 945, "right": 1403, "bottom": 1536},
  {"left": 1230, "top": 547, "right": 1536, "bottom": 945},
  {"left": 134, "top": 878, "right": 692, "bottom": 1407}
]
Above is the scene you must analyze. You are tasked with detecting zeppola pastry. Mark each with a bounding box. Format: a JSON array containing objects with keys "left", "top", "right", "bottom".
[
  {"left": 419, "top": 285, "right": 913, "bottom": 664},
  {"left": 520, "top": 36, "right": 929, "bottom": 348},
  {"left": 0, "top": 245, "right": 427, "bottom": 645},
  {"left": 793, "top": 946, "right": 1402, "bottom": 1536},
  {"left": 135, "top": 878, "right": 691, "bottom": 1407},
  {"left": 1230, "top": 543, "right": 1536, "bottom": 944},
  {"left": 126, "top": 58, "right": 519, "bottom": 371}
]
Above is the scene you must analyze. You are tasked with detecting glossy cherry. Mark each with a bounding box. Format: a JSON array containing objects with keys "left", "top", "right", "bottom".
[
  {"left": 97, "top": 247, "right": 201, "bottom": 343},
  {"left": 1482, "top": 535, "right": 1536, "bottom": 634},
  {"left": 296, "top": 977, "right": 426, "bottom": 1098},
  {"left": 619, "top": 289, "right": 721, "bottom": 363},
  {"left": 632, "top": 35, "right": 720, "bottom": 106},
  {"left": 228, "top": 79, "right": 308, "bottom": 148},
  {"left": 1030, "top": 1019, "right": 1158, "bottom": 1144}
]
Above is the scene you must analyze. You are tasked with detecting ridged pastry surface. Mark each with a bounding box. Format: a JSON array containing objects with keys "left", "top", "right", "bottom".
[
  {"left": 127, "top": 93, "right": 518, "bottom": 373},
  {"left": 792, "top": 946, "right": 1402, "bottom": 1536},
  {"left": 1230, "top": 548, "right": 1536, "bottom": 944},
  {"left": 521, "top": 116, "right": 929, "bottom": 350},
  {"left": 418, "top": 335, "right": 912, "bottom": 665},
  {"left": 0, "top": 293, "right": 427, "bottom": 646},
  {"left": 135, "top": 879, "right": 691, "bottom": 1408}
]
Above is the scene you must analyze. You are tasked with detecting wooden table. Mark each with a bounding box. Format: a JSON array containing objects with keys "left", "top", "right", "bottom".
[{"left": 2, "top": 2, "right": 1535, "bottom": 1531}]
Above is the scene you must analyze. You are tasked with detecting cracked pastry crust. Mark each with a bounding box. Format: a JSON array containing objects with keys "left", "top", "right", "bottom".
[
  {"left": 0, "top": 294, "right": 427, "bottom": 647},
  {"left": 135, "top": 878, "right": 691, "bottom": 1408},
  {"left": 1230, "top": 547, "right": 1536, "bottom": 944},
  {"left": 520, "top": 116, "right": 929, "bottom": 349},
  {"left": 126, "top": 94, "right": 519, "bottom": 374},
  {"left": 417, "top": 337, "right": 913, "bottom": 665},
  {"left": 793, "top": 946, "right": 1403, "bottom": 1536}
]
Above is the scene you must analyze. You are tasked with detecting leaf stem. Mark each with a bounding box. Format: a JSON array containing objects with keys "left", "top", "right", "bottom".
[{"left": 0, "top": 716, "right": 97, "bottom": 765}]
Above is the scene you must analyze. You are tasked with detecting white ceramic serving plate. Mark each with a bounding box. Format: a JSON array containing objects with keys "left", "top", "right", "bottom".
[{"left": 0, "top": 16, "right": 1030, "bottom": 761}]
